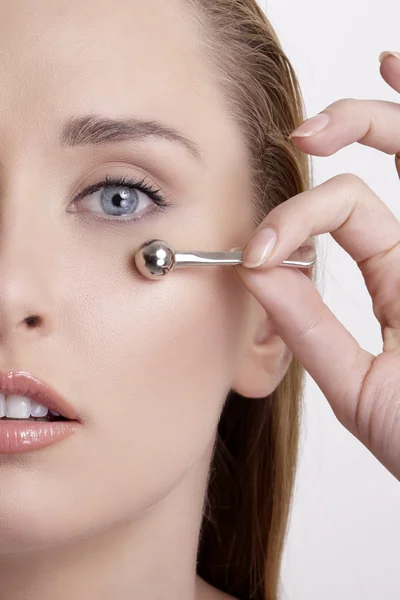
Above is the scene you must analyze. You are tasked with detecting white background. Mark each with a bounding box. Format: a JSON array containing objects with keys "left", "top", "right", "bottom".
[{"left": 256, "top": 0, "right": 400, "bottom": 598}]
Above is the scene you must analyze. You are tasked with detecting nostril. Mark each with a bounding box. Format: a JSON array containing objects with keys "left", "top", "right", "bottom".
[{"left": 25, "top": 315, "right": 42, "bottom": 328}]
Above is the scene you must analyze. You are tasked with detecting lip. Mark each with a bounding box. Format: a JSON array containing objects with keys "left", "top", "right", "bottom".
[
  {"left": 0, "top": 420, "right": 80, "bottom": 454},
  {"left": 0, "top": 370, "right": 80, "bottom": 422}
]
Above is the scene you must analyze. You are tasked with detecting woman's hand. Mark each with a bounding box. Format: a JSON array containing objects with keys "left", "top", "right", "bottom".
[{"left": 233, "top": 51, "right": 400, "bottom": 481}]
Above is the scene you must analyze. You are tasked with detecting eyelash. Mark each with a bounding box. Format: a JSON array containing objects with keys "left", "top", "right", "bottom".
[{"left": 72, "top": 173, "right": 170, "bottom": 221}]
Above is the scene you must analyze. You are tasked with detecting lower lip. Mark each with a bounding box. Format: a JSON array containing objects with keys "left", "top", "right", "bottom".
[{"left": 0, "top": 419, "right": 80, "bottom": 454}]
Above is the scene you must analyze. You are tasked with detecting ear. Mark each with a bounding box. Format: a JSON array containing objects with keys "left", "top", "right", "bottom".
[
  {"left": 230, "top": 294, "right": 292, "bottom": 398},
  {"left": 231, "top": 261, "right": 314, "bottom": 399}
]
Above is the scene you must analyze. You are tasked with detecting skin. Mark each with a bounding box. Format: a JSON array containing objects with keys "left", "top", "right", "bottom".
[{"left": 0, "top": 1, "right": 292, "bottom": 599}]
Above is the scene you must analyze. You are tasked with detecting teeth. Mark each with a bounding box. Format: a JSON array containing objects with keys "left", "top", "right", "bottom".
[
  {"left": 0, "top": 393, "right": 50, "bottom": 419},
  {"left": 30, "top": 399, "right": 49, "bottom": 417},
  {"left": 4, "top": 395, "right": 31, "bottom": 419}
]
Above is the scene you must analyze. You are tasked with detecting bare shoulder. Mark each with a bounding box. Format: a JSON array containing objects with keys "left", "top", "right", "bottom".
[{"left": 196, "top": 575, "right": 239, "bottom": 600}]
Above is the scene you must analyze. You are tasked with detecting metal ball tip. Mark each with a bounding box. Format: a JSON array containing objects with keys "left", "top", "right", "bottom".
[{"left": 135, "top": 239, "right": 176, "bottom": 280}]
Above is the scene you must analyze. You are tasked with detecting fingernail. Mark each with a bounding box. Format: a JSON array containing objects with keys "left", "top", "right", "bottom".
[
  {"left": 242, "top": 227, "right": 277, "bottom": 268},
  {"left": 289, "top": 112, "right": 331, "bottom": 138},
  {"left": 379, "top": 51, "right": 400, "bottom": 64}
]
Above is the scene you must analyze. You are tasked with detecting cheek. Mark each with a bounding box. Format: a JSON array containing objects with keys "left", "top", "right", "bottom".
[
  {"left": 79, "top": 264, "right": 242, "bottom": 448},
  {"left": 33, "top": 250, "right": 249, "bottom": 540}
]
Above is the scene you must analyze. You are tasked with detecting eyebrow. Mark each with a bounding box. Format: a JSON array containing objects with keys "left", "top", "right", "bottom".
[{"left": 59, "top": 114, "right": 203, "bottom": 163}]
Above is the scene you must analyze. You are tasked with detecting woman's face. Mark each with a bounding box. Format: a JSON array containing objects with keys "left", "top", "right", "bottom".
[{"left": 0, "top": 0, "right": 271, "bottom": 551}]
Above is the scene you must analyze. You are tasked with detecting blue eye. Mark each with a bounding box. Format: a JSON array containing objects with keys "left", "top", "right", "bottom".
[{"left": 70, "top": 174, "right": 169, "bottom": 221}]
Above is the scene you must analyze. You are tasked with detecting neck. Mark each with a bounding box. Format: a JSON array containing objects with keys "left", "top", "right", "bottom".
[{"left": 0, "top": 439, "right": 215, "bottom": 600}]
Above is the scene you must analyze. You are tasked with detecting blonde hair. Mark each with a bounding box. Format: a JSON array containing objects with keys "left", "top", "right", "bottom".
[{"left": 182, "top": 1, "right": 318, "bottom": 598}]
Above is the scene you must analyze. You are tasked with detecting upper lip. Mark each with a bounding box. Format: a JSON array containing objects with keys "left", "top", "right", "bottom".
[{"left": 0, "top": 370, "right": 80, "bottom": 421}]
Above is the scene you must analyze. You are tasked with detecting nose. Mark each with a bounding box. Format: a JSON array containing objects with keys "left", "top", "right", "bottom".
[{"left": 0, "top": 186, "right": 56, "bottom": 345}]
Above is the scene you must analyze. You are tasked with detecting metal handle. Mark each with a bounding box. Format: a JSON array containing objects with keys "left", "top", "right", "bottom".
[{"left": 174, "top": 244, "right": 316, "bottom": 269}]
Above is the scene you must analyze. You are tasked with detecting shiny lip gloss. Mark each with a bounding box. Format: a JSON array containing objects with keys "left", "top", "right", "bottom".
[
  {"left": 0, "top": 420, "right": 81, "bottom": 454},
  {"left": 0, "top": 370, "right": 81, "bottom": 455}
]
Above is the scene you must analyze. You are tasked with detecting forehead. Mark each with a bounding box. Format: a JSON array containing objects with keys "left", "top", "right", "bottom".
[
  {"left": 0, "top": 0, "right": 196, "bottom": 70},
  {"left": 0, "top": 0, "right": 213, "bottom": 139}
]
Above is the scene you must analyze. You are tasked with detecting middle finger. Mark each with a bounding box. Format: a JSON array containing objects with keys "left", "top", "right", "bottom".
[{"left": 289, "top": 98, "right": 400, "bottom": 161}]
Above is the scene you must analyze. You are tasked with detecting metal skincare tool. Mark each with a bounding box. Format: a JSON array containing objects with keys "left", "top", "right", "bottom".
[{"left": 135, "top": 239, "right": 316, "bottom": 280}]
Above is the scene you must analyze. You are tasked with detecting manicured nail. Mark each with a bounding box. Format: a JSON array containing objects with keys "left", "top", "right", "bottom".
[
  {"left": 289, "top": 112, "right": 331, "bottom": 138},
  {"left": 242, "top": 227, "right": 277, "bottom": 268},
  {"left": 379, "top": 51, "right": 400, "bottom": 64}
]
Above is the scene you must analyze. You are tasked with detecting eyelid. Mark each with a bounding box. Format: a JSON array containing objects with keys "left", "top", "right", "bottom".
[{"left": 72, "top": 173, "right": 164, "bottom": 203}]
